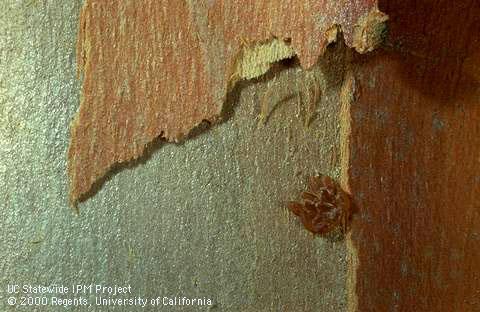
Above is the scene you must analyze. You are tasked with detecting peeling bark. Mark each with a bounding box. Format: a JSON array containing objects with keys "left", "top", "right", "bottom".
[{"left": 69, "top": 0, "right": 385, "bottom": 205}]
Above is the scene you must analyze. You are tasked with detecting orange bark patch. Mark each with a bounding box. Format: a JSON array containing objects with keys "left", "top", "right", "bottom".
[{"left": 69, "top": 0, "right": 384, "bottom": 205}]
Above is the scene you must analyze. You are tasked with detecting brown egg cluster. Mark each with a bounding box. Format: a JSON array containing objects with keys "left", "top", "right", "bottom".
[{"left": 288, "top": 174, "right": 352, "bottom": 235}]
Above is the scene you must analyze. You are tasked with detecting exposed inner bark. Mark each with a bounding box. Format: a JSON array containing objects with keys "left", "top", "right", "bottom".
[{"left": 69, "top": 0, "right": 386, "bottom": 206}]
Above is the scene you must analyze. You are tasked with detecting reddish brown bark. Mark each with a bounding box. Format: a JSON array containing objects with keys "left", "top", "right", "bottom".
[
  {"left": 69, "top": 0, "right": 383, "bottom": 205},
  {"left": 349, "top": 1, "right": 480, "bottom": 310}
]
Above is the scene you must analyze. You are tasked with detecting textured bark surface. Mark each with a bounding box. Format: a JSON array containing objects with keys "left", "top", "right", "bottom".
[
  {"left": 349, "top": 1, "right": 480, "bottom": 311},
  {"left": 69, "top": 0, "right": 384, "bottom": 205},
  {"left": 1, "top": 1, "right": 357, "bottom": 309}
]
